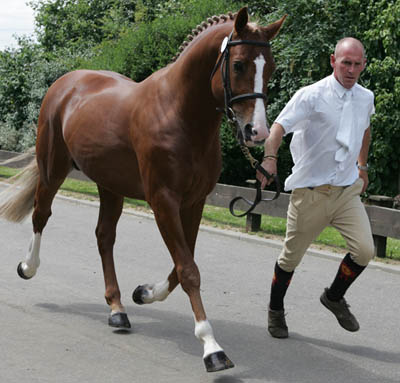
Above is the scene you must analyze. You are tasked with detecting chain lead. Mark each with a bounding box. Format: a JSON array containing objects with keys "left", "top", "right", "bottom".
[{"left": 240, "top": 144, "right": 258, "bottom": 169}]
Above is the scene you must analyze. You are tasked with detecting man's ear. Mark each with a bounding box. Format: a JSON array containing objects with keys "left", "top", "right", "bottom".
[{"left": 330, "top": 54, "right": 336, "bottom": 69}]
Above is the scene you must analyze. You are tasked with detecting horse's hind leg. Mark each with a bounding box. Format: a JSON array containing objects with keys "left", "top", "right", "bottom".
[
  {"left": 18, "top": 173, "right": 68, "bottom": 279},
  {"left": 95, "top": 186, "right": 130, "bottom": 329},
  {"left": 17, "top": 112, "right": 74, "bottom": 279}
]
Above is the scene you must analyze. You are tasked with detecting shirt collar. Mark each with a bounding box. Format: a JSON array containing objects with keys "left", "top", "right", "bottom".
[{"left": 330, "top": 73, "right": 354, "bottom": 99}]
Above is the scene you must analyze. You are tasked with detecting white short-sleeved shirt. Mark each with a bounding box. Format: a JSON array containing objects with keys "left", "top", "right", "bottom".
[{"left": 276, "top": 74, "right": 375, "bottom": 191}]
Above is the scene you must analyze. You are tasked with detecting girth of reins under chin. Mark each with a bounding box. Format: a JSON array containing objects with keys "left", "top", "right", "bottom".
[{"left": 210, "top": 30, "right": 281, "bottom": 217}]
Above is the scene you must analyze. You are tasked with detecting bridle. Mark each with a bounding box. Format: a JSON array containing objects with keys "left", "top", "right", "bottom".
[
  {"left": 210, "top": 31, "right": 270, "bottom": 132},
  {"left": 210, "top": 31, "right": 281, "bottom": 217}
]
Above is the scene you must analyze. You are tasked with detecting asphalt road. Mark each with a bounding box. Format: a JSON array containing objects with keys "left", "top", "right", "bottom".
[{"left": 0, "top": 191, "right": 399, "bottom": 383}]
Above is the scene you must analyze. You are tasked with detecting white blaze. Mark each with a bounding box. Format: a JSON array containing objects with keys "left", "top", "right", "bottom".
[{"left": 252, "top": 54, "right": 268, "bottom": 138}]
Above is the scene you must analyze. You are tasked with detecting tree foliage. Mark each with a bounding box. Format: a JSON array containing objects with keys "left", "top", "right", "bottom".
[
  {"left": 240, "top": 0, "right": 400, "bottom": 195},
  {"left": 0, "top": 0, "right": 399, "bottom": 196},
  {"left": 79, "top": 0, "right": 240, "bottom": 81},
  {"left": 0, "top": 36, "right": 75, "bottom": 151},
  {"left": 29, "top": 0, "right": 160, "bottom": 52}
]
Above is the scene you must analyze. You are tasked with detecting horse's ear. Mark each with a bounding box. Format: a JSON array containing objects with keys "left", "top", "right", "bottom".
[
  {"left": 234, "top": 7, "right": 249, "bottom": 34},
  {"left": 263, "top": 15, "right": 287, "bottom": 41}
]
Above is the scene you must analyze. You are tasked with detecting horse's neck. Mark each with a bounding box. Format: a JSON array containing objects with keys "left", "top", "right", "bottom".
[
  {"left": 134, "top": 23, "right": 231, "bottom": 148},
  {"left": 167, "top": 23, "right": 232, "bottom": 120}
]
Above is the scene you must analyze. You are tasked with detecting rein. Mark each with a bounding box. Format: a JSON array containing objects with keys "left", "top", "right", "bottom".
[
  {"left": 210, "top": 31, "right": 281, "bottom": 217},
  {"left": 229, "top": 148, "right": 280, "bottom": 218}
]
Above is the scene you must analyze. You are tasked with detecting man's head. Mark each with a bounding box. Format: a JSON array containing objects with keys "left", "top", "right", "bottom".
[{"left": 330, "top": 37, "right": 366, "bottom": 89}]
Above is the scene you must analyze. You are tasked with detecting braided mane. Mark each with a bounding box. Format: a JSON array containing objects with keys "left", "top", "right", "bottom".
[{"left": 171, "top": 12, "right": 236, "bottom": 62}]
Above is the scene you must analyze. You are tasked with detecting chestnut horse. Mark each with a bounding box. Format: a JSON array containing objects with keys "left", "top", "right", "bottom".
[{"left": 0, "top": 8, "right": 285, "bottom": 372}]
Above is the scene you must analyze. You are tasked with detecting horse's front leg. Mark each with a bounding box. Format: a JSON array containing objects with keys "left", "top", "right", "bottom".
[
  {"left": 96, "top": 186, "right": 130, "bottom": 329},
  {"left": 135, "top": 191, "right": 234, "bottom": 372}
]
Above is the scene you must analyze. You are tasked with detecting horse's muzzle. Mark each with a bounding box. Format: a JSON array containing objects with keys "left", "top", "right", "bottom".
[{"left": 243, "top": 123, "right": 269, "bottom": 147}]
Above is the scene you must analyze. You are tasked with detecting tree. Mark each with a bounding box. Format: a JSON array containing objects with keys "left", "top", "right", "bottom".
[
  {"left": 238, "top": 0, "right": 400, "bottom": 196},
  {"left": 29, "top": 0, "right": 160, "bottom": 52},
  {"left": 1, "top": 0, "right": 399, "bottom": 197},
  {"left": 0, "top": 37, "right": 74, "bottom": 151},
  {"left": 78, "top": 0, "right": 241, "bottom": 80}
]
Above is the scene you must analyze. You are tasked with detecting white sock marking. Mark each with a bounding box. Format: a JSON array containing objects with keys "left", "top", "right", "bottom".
[
  {"left": 195, "top": 319, "right": 223, "bottom": 358},
  {"left": 21, "top": 233, "right": 41, "bottom": 278},
  {"left": 141, "top": 280, "right": 170, "bottom": 303}
]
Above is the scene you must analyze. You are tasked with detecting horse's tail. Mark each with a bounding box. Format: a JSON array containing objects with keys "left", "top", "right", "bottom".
[{"left": 0, "top": 149, "right": 39, "bottom": 222}]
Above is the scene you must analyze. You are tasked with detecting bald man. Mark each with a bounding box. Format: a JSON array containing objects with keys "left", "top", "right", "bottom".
[{"left": 259, "top": 38, "right": 375, "bottom": 338}]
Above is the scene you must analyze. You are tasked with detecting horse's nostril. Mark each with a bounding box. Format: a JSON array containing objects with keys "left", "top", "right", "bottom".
[{"left": 244, "top": 123, "right": 253, "bottom": 132}]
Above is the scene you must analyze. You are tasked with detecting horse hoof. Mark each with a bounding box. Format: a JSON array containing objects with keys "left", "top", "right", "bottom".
[
  {"left": 203, "top": 351, "right": 235, "bottom": 373},
  {"left": 108, "top": 312, "right": 131, "bottom": 329},
  {"left": 17, "top": 262, "right": 32, "bottom": 280},
  {"left": 132, "top": 285, "right": 146, "bottom": 305}
]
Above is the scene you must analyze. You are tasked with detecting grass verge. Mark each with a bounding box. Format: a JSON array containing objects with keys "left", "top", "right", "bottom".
[{"left": 1, "top": 166, "right": 399, "bottom": 262}]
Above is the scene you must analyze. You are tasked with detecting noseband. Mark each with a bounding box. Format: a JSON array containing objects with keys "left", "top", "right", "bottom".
[{"left": 210, "top": 31, "right": 281, "bottom": 217}]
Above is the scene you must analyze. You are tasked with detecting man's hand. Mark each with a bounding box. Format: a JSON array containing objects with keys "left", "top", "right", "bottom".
[
  {"left": 257, "top": 158, "right": 277, "bottom": 189},
  {"left": 357, "top": 127, "right": 370, "bottom": 194},
  {"left": 359, "top": 169, "right": 369, "bottom": 193},
  {"left": 257, "top": 122, "right": 285, "bottom": 189}
]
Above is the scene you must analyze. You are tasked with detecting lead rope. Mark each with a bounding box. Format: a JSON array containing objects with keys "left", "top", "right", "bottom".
[{"left": 227, "top": 119, "right": 281, "bottom": 218}]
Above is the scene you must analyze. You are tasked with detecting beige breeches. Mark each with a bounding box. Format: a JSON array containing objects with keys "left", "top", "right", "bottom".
[{"left": 278, "top": 178, "right": 374, "bottom": 272}]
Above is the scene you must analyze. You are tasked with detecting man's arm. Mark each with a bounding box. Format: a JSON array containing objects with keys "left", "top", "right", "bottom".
[
  {"left": 257, "top": 122, "right": 285, "bottom": 189},
  {"left": 358, "top": 126, "right": 371, "bottom": 193}
]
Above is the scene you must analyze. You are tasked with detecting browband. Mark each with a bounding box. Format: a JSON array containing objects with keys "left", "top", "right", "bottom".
[{"left": 228, "top": 40, "right": 270, "bottom": 47}]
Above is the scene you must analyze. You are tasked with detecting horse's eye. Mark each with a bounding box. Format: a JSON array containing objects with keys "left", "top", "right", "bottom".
[{"left": 233, "top": 61, "right": 244, "bottom": 73}]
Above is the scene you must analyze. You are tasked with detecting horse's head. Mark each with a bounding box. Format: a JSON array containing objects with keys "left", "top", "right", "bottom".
[{"left": 211, "top": 7, "right": 286, "bottom": 147}]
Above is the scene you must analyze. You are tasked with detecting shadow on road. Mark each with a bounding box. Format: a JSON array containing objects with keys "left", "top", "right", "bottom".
[{"left": 35, "top": 301, "right": 399, "bottom": 383}]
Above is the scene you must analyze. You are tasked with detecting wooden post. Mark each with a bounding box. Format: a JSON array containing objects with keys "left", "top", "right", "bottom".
[
  {"left": 245, "top": 179, "right": 261, "bottom": 232},
  {"left": 367, "top": 195, "right": 393, "bottom": 258}
]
